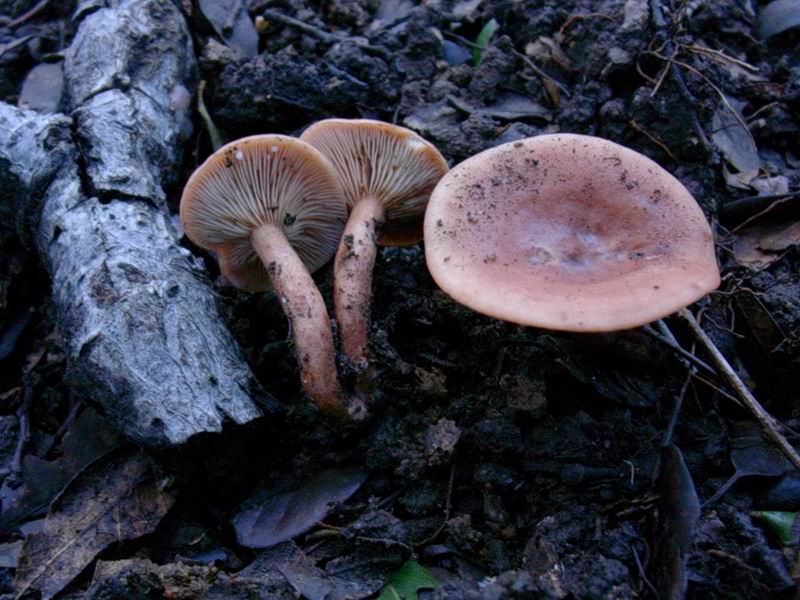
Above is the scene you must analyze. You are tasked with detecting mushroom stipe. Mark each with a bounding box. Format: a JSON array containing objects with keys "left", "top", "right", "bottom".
[
  {"left": 180, "top": 135, "right": 352, "bottom": 418},
  {"left": 301, "top": 119, "right": 448, "bottom": 390}
]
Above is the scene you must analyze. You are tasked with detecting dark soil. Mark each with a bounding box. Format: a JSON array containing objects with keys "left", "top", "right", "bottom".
[{"left": 2, "top": 0, "right": 800, "bottom": 598}]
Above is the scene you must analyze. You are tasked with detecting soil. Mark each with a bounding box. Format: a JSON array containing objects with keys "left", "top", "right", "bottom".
[{"left": 1, "top": 0, "right": 800, "bottom": 598}]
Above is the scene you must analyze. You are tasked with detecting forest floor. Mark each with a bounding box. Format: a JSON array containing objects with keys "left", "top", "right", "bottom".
[{"left": 1, "top": 0, "right": 800, "bottom": 598}]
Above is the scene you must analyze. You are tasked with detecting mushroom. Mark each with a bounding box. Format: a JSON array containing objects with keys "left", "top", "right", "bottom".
[
  {"left": 424, "top": 133, "right": 719, "bottom": 332},
  {"left": 300, "top": 119, "right": 448, "bottom": 376},
  {"left": 424, "top": 133, "right": 800, "bottom": 470},
  {"left": 180, "top": 135, "right": 348, "bottom": 416}
]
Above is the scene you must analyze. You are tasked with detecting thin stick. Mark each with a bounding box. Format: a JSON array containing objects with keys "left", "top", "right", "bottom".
[
  {"left": 8, "top": 0, "right": 50, "bottom": 27},
  {"left": 439, "top": 30, "right": 570, "bottom": 98},
  {"left": 642, "top": 324, "right": 715, "bottom": 375},
  {"left": 681, "top": 43, "right": 760, "bottom": 73},
  {"left": 663, "top": 367, "right": 693, "bottom": 448},
  {"left": 415, "top": 462, "right": 455, "bottom": 547},
  {"left": 628, "top": 120, "right": 678, "bottom": 162},
  {"left": 678, "top": 308, "right": 800, "bottom": 471},
  {"left": 262, "top": 9, "right": 389, "bottom": 59}
]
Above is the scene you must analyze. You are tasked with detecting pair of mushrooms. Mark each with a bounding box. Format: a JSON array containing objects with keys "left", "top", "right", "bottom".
[
  {"left": 181, "top": 124, "right": 720, "bottom": 416},
  {"left": 180, "top": 121, "right": 448, "bottom": 418}
]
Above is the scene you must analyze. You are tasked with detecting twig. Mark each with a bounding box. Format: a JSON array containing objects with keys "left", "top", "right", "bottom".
[
  {"left": 647, "top": 50, "right": 752, "bottom": 136},
  {"left": 729, "top": 195, "right": 796, "bottom": 234},
  {"left": 415, "top": 462, "right": 455, "bottom": 547},
  {"left": 720, "top": 190, "right": 800, "bottom": 225},
  {"left": 681, "top": 43, "right": 760, "bottom": 73},
  {"left": 261, "top": 9, "right": 390, "bottom": 59},
  {"left": 650, "top": 46, "right": 677, "bottom": 98},
  {"left": 558, "top": 11, "right": 620, "bottom": 36},
  {"left": 677, "top": 308, "right": 800, "bottom": 471},
  {"left": 642, "top": 324, "right": 715, "bottom": 375},
  {"left": 663, "top": 371, "right": 693, "bottom": 447},
  {"left": 746, "top": 101, "right": 780, "bottom": 122},
  {"left": 355, "top": 535, "right": 414, "bottom": 554},
  {"left": 648, "top": 0, "right": 712, "bottom": 151},
  {"left": 632, "top": 545, "right": 658, "bottom": 597},
  {"left": 655, "top": 319, "right": 701, "bottom": 447},
  {"left": 11, "top": 389, "right": 32, "bottom": 476},
  {"left": 9, "top": 0, "right": 50, "bottom": 28},
  {"left": 512, "top": 49, "right": 571, "bottom": 99},
  {"left": 627, "top": 120, "right": 678, "bottom": 162},
  {"left": 0, "top": 35, "right": 35, "bottom": 60},
  {"left": 41, "top": 400, "right": 82, "bottom": 456},
  {"left": 690, "top": 373, "right": 741, "bottom": 405},
  {"left": 439, "top": 30, "right": 570, "bottom": 99},
  {"left": 701, "top": 473, "right": 739, "bottom": 507}
]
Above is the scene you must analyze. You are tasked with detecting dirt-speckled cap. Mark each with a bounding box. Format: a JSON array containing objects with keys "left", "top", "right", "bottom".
[
  {"left": 180, "top": 135, "right": 347, "bottom": 292},
  {"left": 424, "top": 134, "right": 720, "bottom": 332},
  {"left": 300, "top": 119, "right": 448, "bottom": 246}
]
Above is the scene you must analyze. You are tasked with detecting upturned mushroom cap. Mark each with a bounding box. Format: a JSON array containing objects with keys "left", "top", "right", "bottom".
[
  {"left": 424, "top": 134, "right": 720, "bottom": 332},
  {"left": 180, "top": 135, "right": 347, "bottom": 292},
  {"left": 300, "top": 119, "right": 448, "bottom": 246}
]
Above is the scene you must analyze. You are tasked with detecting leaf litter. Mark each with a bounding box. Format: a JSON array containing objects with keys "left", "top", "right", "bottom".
[
  {"left": 14, "top": 447, "right": 176, "bottom": 599},
  {"left": 232, "top": 467, "right": 367, "bottom": 548}
]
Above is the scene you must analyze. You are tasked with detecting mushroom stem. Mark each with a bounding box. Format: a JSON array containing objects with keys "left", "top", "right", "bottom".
[
  {"left": 334, "top": 195, "right": 384, "bottom": 375},
  {"left": 251, "top": 224, "right": 345, "bottom": 417},
  {"left": 678, "top": 307, "right": 800, "bottom": 471}
]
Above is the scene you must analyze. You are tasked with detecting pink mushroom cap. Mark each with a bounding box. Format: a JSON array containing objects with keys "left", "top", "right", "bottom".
[{"left": 424, "top": 134, "right": 721, "bottom": 332}]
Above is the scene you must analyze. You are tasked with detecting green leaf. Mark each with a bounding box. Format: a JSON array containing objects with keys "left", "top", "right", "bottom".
[
  {"left": 378, "top": 560, "right": 438, "bottom": 600},
  {"left": 472, "top": 18, "right": 500, "bottom": 66},
  {"left": 752, "top": 510, "right": 797, "bottom": 544}
]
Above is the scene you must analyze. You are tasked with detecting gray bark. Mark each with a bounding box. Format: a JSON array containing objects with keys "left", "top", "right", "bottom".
[{"left": 0, "top": 0, "right": 262, "bottom": 446}]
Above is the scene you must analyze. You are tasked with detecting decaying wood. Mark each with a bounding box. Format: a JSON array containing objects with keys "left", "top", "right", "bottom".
[{"left": 0, "top": 0, "right": 262, "bottom": 446}]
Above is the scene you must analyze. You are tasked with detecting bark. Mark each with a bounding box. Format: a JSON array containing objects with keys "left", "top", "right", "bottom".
[{"left": 0, "top": 0, "right": 263, "bottom": 446}]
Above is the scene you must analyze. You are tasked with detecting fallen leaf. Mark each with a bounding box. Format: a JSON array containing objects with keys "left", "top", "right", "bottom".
[
  {"left": 525, "top": 36, "right": 573, "bottom": 71},
  {"left": 452, "top": 0, "right": 484, "bottom": 19},
  {"left": 0, "top": 541, "right": 22, "bottom": 568},
  {"left": 377, "top": 560, "right": 438, "bottom": 600},
  {"left": 15, "top": 448, "right": 176, "bottom": 599},
  {"left": 704, "top": 445, "right": 786, "bottom": 506},
  {"left": 654, "top": 445, "right": 700, "bottom": 600},
  {"left": 734, "top": 218, "right": 800, "bottom": 268},
  {"left": 17, "top": 62, "right": 63, "bottom": 114},
  {"left": 232, "top": 468, "right": 367, "bottom": 548},
  {"left": 205, "top": 541, "right": 379, "bottom": 600},
  {"left": 441, "top": 40, "right": 472, "bottom": 66},
  {"left": 483, "top": 92, "right": 552, "bottom": 121},
  {"left": 372, "top": 0, "right": 414, "bottom": 26},
  {"left": 0, "top": 308, "right": 34, "bottom": 361},
  {"left": 756, "top": 0, "right": 800, "bottom": 38},
  {"left": 425, "top": 418, "right": 461, "bottom": 457},
  {"left": 199, "top": 0, "right": 258, "bottom": 58},
  {"left": 0, "top": 407, "right": 123, "bottom": 533},
  {"left": 89, "top": 558, "right": 216, "bottom": 598},
  {"left": 712, "top": 98, "right": 760, "bottom": 181}
]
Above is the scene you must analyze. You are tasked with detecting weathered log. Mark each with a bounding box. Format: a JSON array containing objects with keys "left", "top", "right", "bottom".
[
  {"left": 65, "top": 0, "right": 196, "bottom": 205},
  {"left": 0, "top": 0, "right": 262, "bottom": 446}
]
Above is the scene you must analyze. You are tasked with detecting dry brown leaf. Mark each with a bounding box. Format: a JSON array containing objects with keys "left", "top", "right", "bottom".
[
  {"left": 734, "top": 220, "right": 800, "bottom": 268},
  {"left": 14, "top": 449, "right": 175, "bottom": 599}
]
